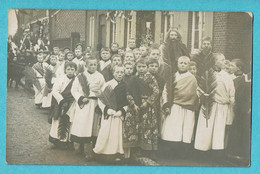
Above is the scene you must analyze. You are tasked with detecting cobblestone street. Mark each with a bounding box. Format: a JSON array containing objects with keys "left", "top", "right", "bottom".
[{"left": 6, "top": 87, "right": 240, "bottom": 166}]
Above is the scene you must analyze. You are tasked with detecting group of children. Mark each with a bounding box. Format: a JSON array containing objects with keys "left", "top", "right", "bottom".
[{"left": 29, "top": 35, "right": 250, "bottom": 164}]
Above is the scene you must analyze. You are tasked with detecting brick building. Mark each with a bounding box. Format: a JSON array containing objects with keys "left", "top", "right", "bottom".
[{"left": 17, "top": 9, "right": 252, "bottom": 71}]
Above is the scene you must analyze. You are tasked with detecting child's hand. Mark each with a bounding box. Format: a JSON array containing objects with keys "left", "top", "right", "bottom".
[
  {"left": 164, "top": 108, "right": 170, "bottom": 115},
  {"left": 113, "top": 111, "right": 122, "bottom": 118},
  {"left": 82, "top": 98, "right": 89, "bottom": 104}
]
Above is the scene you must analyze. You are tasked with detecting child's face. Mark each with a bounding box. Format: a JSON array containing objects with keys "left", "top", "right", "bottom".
[
  {"left": 229, "top": 62, "right": 239, "bottom": 74},
  {"left": 215, "top": 56, "right": 226, "bottom": 70},
  {"left": 134, "top": 50, "right": 142, "bottom": 59},
  {"left": 150, "top": 49, "right": 160, "bottom": 60},
  {"left": 67, "top": 53, "right": 74, "bottom": 61},
  {"left": 189, "top": 65, "right": 197, "bottom": 75},
  {"left": 118, "top": 49, "right": 124, "bottom": 56},
  {"left": 177, "top": 58, "right": 189, "bottom": 72},
  {"left": 64, "top": 48, "right": 70, "bottom": 54},
  {"left": 53, "top": 48, "right": 59, "bottom": 55},
  {"left": 101, "top": 51, "right": 111, "bottom": 61},
  {"left": 112, "top": 56, "right": 122, "bottom": 66},
  {"left": 136, "top": 63, "right": 147, "bottom": 75},
  {"left": 148, "top": 63, "right": 159, "bottom": 75},
  {"left": 125, "top": 53, "right": 135, "bottom": 62},
  {"left": 87, "top": 59, "right": 98, "bottom": 73},
  {"left": 113, "top": 67, "right": 125, "bottom": 82},
  {"left": 75, "top": 49, "right": 82, "bottom": 58},
  {"left": 65, "top": 66, "right": 76, "bottom": 78},
  {"left": 50, "top": 57, "right": 57, "bottom": 65},
  {"left": 59, "top": 54, "right": 65, "bottom": 61},
  {"left": 201, "top": 41, "right": 212, "bottom": 51},
  {"left": 85, "top": 53, "right": 91, "bottom": 59},
  {"left": 37, "top": 54, "right": 44, "bottom": 63},
  {"left": 140, "top": 46, "right": 148, "bottom": 57},
  {"left": 124, "top": 64, "right": 134, "bottom": 76},
  {"left": 128, "top": 39, "right": 136, "bottom": 48},
  {"left": 111, "top": 44, "right": 119, "bottom": 52},
  {"left": 169, "top": 31, "right": 178, "bottom": 40}
]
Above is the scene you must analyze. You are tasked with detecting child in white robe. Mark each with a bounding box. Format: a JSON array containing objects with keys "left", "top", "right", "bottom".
[
  {"left": 32, "top": 52, "right": 48, "bottom": 107},
  {"left": 70, "top": 57, "right": 105, "bottom": 160},
  {"left": 161, "top": 56, "right": 198, "bottom": 144},
  {"left": 194, "top": 53, "right": 235, "bottom": 151},
  {"left": 98, "top": 47, "right": 111, "bottom": 72},
  {"left": 49, "top": 62, "right": 77, "bottom": 148},
  {"left": 42, "top": 55, "right": 59, "bottom": 108},
  {"left": 93, "top": 65, "right": 129, "bottom": 161}
]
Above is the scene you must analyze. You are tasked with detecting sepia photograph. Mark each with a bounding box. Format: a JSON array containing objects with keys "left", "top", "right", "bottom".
[{"left": 6, "top": 9, "right": 252, "bottom": 166}]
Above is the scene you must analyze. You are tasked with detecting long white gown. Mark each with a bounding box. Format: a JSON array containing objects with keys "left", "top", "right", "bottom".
[{"left": 194, "top": 70, "right": 235, "bottom": 151}]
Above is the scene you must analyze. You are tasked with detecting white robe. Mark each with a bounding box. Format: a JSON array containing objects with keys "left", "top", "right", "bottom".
[
  {"left": 49, "top": 75, "right": 75, "bottom": 141},
  {"left": 99, "top": 60, "right": 111, "bottom": 72},
  {"left": 70, "top": 71, "right": 105, "bottom": 140},
  {"left": 32, "top": 62, "right": 48, "bottom": 105},
  {"left": 194, "top": 70, "right": 235, "bottom": 151},
  {"left": 42, "top": 64, "right": 58, "bottom": 108},
  {"left": 93, "top": 79, "right": 126, "bottom": 155},
  {"left": 161, "top": 72, "right": 196, "bottom": 143}
]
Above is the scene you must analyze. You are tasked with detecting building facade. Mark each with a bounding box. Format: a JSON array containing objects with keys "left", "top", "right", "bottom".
[{"left": 17, "top": 9, "right": 252, "bottom": 71}]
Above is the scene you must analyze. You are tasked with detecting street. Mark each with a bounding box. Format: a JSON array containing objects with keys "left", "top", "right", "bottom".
[{"left": 6, "top": 87, "right": 239, "bottom": 166}]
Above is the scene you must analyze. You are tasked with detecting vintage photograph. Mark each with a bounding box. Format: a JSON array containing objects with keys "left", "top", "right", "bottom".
[{"left": 6, "top": 9, "right": 252, "bottom": 166}]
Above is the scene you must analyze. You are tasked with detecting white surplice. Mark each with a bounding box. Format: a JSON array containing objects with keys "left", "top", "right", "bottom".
[
  {"left": 194, "top": 70, "right": 235, "bottom": 151},
  {"left": 70, "top": 71, "right": 105, "bottom": 140},
  {"left": 93, "top": 79, "right": 126, "bottom": 155}
]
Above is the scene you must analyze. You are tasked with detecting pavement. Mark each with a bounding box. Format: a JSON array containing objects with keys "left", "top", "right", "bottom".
[{"left": 6, "top": 87, "right": 244, "bottom": 167}]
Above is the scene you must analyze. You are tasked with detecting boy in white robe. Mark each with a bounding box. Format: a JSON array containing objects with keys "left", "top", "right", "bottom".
[
  {"left": 194, "top": 53, "right": 235, "bottom": 151},
  {"left": 49, "top": 61, "right": 77, "bottom": 148},
  {"left": 161, "top": 56, "right": 198, "bottom": 146},
  {"left": 93, "top": 65, "right": 129, "bottom": 162},
  {"left": 32, "top": 52, "right": 48, "bottom": 107},
  {"left": 98, "top": 47, "right": 111, "bottom": 72},
  {"left": 70, "top": 57, "right": 105, "bottom": 160},
  {"left": 42, "top": 55, "right": 59, "bottom": 108},
  {"left": 72, "top": 48, "right": 86, "bottom": 74}
]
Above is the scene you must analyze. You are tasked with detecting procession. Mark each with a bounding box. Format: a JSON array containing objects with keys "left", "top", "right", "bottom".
[{"left": 6, "top": 9, "right": 252, "bottom": 166}]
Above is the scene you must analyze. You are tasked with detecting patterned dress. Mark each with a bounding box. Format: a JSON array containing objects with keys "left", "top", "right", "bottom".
[{"left": 137, "top": 72, "right": 159, "bottom": 150}]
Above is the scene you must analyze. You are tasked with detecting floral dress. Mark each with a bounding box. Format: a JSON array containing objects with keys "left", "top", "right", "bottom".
[{"left": 137, "top": 72, "right": 159, "bottom": 150}]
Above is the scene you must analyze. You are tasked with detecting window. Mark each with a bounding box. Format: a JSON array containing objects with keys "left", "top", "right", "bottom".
[
  {"left": 161, "top": 11, "right": 174, "bottom": 43},
  {"left": 191, "top": 11, "right": 205, "bottom": 51},
  {"left": 89, "top": 16, "right": 95, "bottom": 47}
]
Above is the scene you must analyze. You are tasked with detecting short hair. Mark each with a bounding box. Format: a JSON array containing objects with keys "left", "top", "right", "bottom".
[
  {"left": 124, "top": 61, "right": 135, "bottom": 67},
  {"left": 112, "top": 65, "right": 124, "bottom": 74},
  {"left": 147, "top": 58, "right": 159, "bottom": 66},
  {"left": 53, "top": 46, "right": 59, "bottom": 50},
  {"left": 50, "top": 54, "right": 57, "bottom": 59},
  {"left": 202, "top": 36, "right": 212, "bottom": 44},
  {"left": 86, "top": 56, "right": 98, "bottom": 64},
  {"left": 231, "top": 58, "right": 245, "bottom": 72},
  {"left": 189, "top": 61, "right": 197, "bottom": 67},
  {"left": 124, "top": 50, "right": 134, "bottom": 57},
  {"left": 64, "top": 61, "right": 77, "bottom": 71},
  {"left": 111, "top": 42, "right": 119, "bottom": 47},
  {"left": 101, "top": 47, "right": 111, "bottom": 53},
  {"left": 212, "top": 53, "right": 225, "bottom": 62},
  {"left": 139, "top": 44, "right": 149, "bottom": 50},
  {"left": 136, "top": 58, "right": 147, "bottom": 65},
  {"left": 111, "top": 54, "right": 123, "bottom": 62},
  {"left": 64, "top": 47, "right": 70, "bottom": 50},
  {"left": 177, "top": 56, "right": 191, "bottom": 63},
  {"left": 65, "top": 51, "right": 74, "bottom": 59},
  {"left": 75, "top": 43, "right": 83, "bottom": 49}
]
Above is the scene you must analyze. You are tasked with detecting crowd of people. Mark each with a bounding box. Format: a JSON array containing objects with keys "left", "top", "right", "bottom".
[{"left": 8, "top": 28, "right": 251, "bottom": 165}]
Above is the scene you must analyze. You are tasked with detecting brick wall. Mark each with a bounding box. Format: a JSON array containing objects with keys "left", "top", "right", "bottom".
[
  {"left": 51, "top": 10, "right": 86, "bottom": 41},
  {"left": 212, "top": 12, "right": 228, "bottom": 54}
]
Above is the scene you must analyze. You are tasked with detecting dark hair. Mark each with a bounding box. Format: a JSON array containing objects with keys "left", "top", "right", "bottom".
[
  {"left": 111, "top": 54, "right": 123, "bottom": 62},
  {"left": 165, "top": 28, "right": 182, "bottom": 42},
  {"left": 136, "top": 58, "right": 147, "bottom": 65},
  {"left": 231, "top": 58, "right": 245, "bottom": 72},
  {"left": 147, "top": 58, "right": 159, "bottom": 66},
  {"left": 65, "top": 51, "right": 74, "bottom": 60},
  {"left": 111, "top": 42, "right": 119, "bottom": 47},
  {"left": 112, "top": 65, "right": 124, "bottom": 74},
  {"left": 189, "top": 60, "right": 197, "bottom": 67},
  {"left": 101, "top": 47, "right": 111, "bottom": 53},
  {"left": 64, "top": 61, "right": 77, "bottom": 71},
  {"left": 202, "top": 36, "right": 212, "bottom": 44}
]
